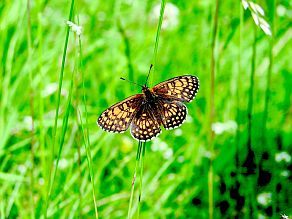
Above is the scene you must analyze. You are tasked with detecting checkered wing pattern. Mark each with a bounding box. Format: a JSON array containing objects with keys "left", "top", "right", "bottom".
[
  {"left": 97, "top": 94, "right": 143, "bottom": 133},
  {"left": 159, "top": 100, "right": 187, "bottom": 130},
  {"left": 152, "top": 75, "right": 199, "bottom": 102},
  {"left": 130, "top": 105, "right": 161, "bottom": 142}
]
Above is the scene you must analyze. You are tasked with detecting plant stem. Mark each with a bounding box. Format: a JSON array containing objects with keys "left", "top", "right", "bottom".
[
  {"left": 208, "top": 0, "right": 219, "bottom": 219},
  {"left": 127, "top": 141, "right": 143, "bottom": 219},
  {"left": 26, "top": 0, "right": 35, "bottom": 218},
  {"left": 44, "top": 0, "right": 75, "bottom": 217},
  {"left": 137, "top": 142, "right": 146, "bottom": 218},
  {"left": 118, "top": 21, "right": 134, "bottom": 90},
  {"left": 247, "top": 25, "right": 257, "bottom": 154},
  {"left": 77, "top": 12, "right": 99, "bottom": 218},
  {"left": 150, "top": 0, "right": 165, "bottom": 86}
]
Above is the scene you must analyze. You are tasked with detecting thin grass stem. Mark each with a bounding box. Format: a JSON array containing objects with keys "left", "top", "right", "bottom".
[
  {"left": 44, "top": 0, "right": 75, "bottom": 217},
  {"left": 26, "top": 0, "right": 35, "bottom": 217},
  {"left": 76, "top": 12, "right": 99, "bottom": 218},
  {"left": 150, "top": 0, "right": 165, "bottom": 86},
  {"left": 137, "top": 142, "right": 146, "bottom": 218},
  {"left": 208, "top": 0, "right": 220, "bottom": 218},
  {"left": 127, "top": 141, "right": 142, "bottom": 219}
]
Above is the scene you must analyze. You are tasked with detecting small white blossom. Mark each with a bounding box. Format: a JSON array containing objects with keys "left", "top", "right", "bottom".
[
  {"left": 275, "top": 152, "right": 291, "bottom": 163},
  {"left": 66, "top": 21, "right": 82, "bottom": 36},
  {"left": 39, "top": 178, "right": 45, "bottom": 185},
  {"left": 42, "top": 83, "right": 67, "bottom": 97},
  {"left": 251, "top": 12, "right": 260, "bottom": 25},
  {"left": 55, "top": 158, "right": 69, "bottom": 170},
  {"left": 257, "top": 192, "right": 272, "bottom": 206},
  {"left": 177, "top": 155, "right": 184, "bottom": 163},
  {"left": 151, "top": 138, "right": 168, "bottom": 152},
  {"left": 17, "top": 165, "right": 27, "bottom": 174},
  {"left": 163, "top": 148, "right": 173, "bottom": 159},
  {"left": 151, "top": 3, "right": 180, "bottom": 30},
  {"left": 23, "top": 116, "right": 33, "bottom": 131},
  {"left": 242, "top": 1, "right": 272, "bottom": 36},
  {"left": 186, "top": 115, "right": 193, "bottom": 123},
  {"left": 241, "top": 0, "right": 249, "bottom": 9},
  {"left": 258, "top": 213, "right": 267, "bottom": 219},
  {"left": 174, "top": 128, "right": 182, "bottom": 136},
  {"left": 276, "top": 5, "right": 286, "bottom": 17},
  {"left": 281, "top": 213, "right": 289, "bottom": 219},
  {"left": 212, "top": 120, "right": 237, "bottom": 135},
  {"left": 280, "top": 170, "right": 290, "bottom": 177}
]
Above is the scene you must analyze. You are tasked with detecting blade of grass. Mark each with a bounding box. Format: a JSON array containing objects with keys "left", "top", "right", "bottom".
[
  {"left": 263, "top": 0, "right": 276, "bottom": 215},
  {"left": 76, "top": 11, "right": 99, "bottom": 218},
  {"left": 128, "top": 1, "right": 166, "bottom": 217},
  {"left": 26, "top": 0, "right": 35, "bottom": 218},
  {"left": 44, "top": 0, "right": 75, "bottom": 217},
  {"left": 208, "top": 0, "right": 220, "bottom": 219},
  {"left": 137, "top": 141, "right": 146, "bottom": 218},
  {"left": 127, "top": 141, "right": 142, "bottom": 219},
  {"left": 150, "top": 0, "right": 165, "bottom": 86}
]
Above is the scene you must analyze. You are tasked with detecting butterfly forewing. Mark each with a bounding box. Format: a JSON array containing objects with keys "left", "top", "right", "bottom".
[
  {"left": 152, "top": 75, "right": 199, "bottom": 102},
  {"left": 159, "top": 100, "right": 187, "bottom": 130},
  {"left": 130, "top": 104, "right": 161, "bottom": 142},
  {"left": 97, "top": 94, "right": 143, "bottom": 133}
]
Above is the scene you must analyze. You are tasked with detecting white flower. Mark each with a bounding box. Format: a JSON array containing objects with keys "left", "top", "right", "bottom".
[
  {"left": 66, "top": 21, "right": 82, "bottom": 36},
  {"left": 174, "top": 128, "right": 182, "bottom": 136},
  {"left": 186, "top": 115, "right": 193, "bottom": 123},
  {"left": 241, "top": 0, "right": 249, "bottom": 9},
  {"left": 163, "top": 148, "right": 173, "bottom": 159},
  {"left": 275, "top": 152, "right": 291, "bottom": 163},
  {"left": 55, "top": 158, "right": 69, "bottom": 170},
  {"left": 23, "top": 116, "right": 33, "bottom": 131},
  {"left": 39, "top": 178, "right": 45, "bottom": 185},
  {"left": 258, "top": 213, "right": 267, "bottom": 219},
  {"left": 42, "top": 83, "right": 67, "bottom": 97},
  {"left": 151, "top": 138, "right": 168, "bottom": 152},
  {"left": 257, "top": 192, "right": 272, "bottom": 206},
  {"left": 276, "top": 5, "right": 286, "bottom": 17},
  {"left": 177, "top": 155, "right": 184, "bottom": 163},
  {"left": 281, "top": 214, "right": 289, "bottom": 219},
  {"left": 242, "top": 1, "right": 272, "bottom": 36},
  {"left": 18, "top": 165, "right": 27, "bottom": 174},
  {"left": 212, "top": 120, "right": 237, "bottom": 135},
  {"left": 259, "top": 17, "right": 272, "bottom": 35},
  {"left": 151, "top": 3, "right": 180, "bottom": 30},
  {"left": 280, "top": 170, "right": 290, "bottom": 177}
]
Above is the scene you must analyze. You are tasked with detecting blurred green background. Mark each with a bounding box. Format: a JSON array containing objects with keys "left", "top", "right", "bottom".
[{"left": 0, "top": 0, "right": 291, "bottom": 218}]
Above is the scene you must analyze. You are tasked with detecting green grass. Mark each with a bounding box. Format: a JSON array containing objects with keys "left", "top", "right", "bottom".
[{"left": 0, "top": 0, "right": 292, "bottom": 218}]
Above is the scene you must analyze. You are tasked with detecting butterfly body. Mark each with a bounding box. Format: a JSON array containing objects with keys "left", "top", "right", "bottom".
[{"left": 97, "top": 75, "right": 199, "bottom": 142}]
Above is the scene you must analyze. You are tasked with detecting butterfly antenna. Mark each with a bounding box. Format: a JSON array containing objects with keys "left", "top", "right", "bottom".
[
  {"left": 120, "top": 77, "right": 144, "bottom": 88},
  {"left": 145, "top": 64, "right": 153, "bottom": 86}
]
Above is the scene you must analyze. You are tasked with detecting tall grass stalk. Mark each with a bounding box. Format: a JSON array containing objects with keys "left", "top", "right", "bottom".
[
  {"left": 77, "top": 13, "right": 99, "bottom": 218},
  {"left": 150, "top": 0, "right": 165, "bottom": 86},
  {"left": 127, "top": 1, "right": 166, "bottom": 218},
  {"left": 44, "top": 0, "right": 75, "bottom": 217},
  {"left": 263, "top": 0, "right": 276, "bottom": 215},
  {"left": 26, "top": 0, "right": 35, "bottom": 217},
  {"left": 208, "top": 0, "right": 219, "bottom": 218},
  {"left": 247, "top": 25, "right": 257, "bottom": 154},
  {"left": 118, "top": 21, "right": 134, "bottom": 88},
  {"left": 127, "top": 141, "right": 142, "bottom": 219},
  {"left": 137, "top": 142, "right": 146, "bottom": 218}
]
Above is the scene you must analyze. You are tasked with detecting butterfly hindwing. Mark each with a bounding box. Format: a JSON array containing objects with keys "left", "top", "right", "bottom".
[
  {"left": 158, "top": 100, "right": 188, "bottom": 130},
  {"left": 130, "top": 104, "right": 161, "bottom": 142},
  {"left": 152, "top": 75, "right": 199, "bottom": 102},
  {"left": 97, "top": 94, "right": 143, "bottom": 133}
]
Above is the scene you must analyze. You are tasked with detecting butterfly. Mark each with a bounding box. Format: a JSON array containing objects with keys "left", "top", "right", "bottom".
[{"left": 97, "top": 75, "right": 199, "bottom": 142}]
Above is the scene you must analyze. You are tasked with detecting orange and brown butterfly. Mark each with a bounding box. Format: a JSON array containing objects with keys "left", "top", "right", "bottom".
[{"left": 97, "top": 69, "right": 199, "bottom": 142}]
